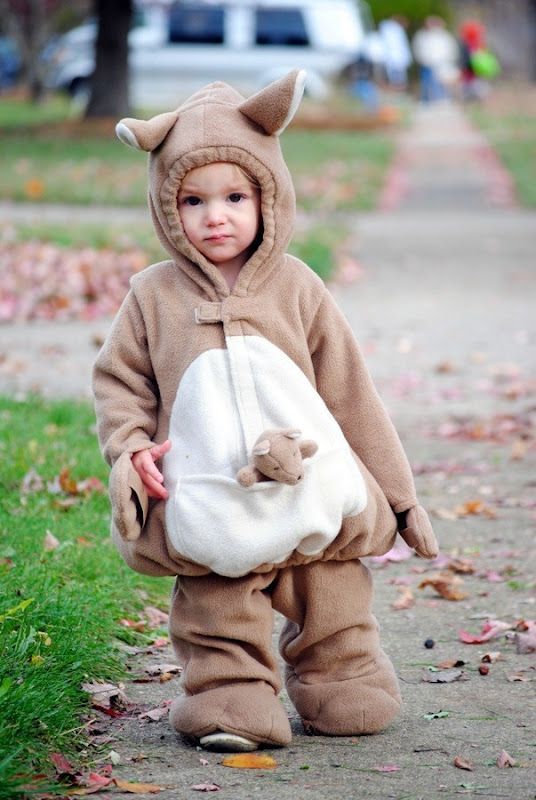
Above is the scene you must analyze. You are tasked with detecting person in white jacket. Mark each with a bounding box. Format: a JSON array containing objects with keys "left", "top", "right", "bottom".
[
  {"left": 412, "top": 16, "right": 459, "bottom": 102},
  {"left": 379, "top": 15, "right": 412, "bottom": 90}
]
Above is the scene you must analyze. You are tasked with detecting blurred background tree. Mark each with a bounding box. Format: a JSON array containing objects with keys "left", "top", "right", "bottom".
[
  {"left": 367, "top": 0, "right": 453, "bottom": 32},
  {"left": 0, "top": 0, "right": 88, "bottom": 101},
  {"left": 85, "top": 0, "right": 132, "bottom": 118}
]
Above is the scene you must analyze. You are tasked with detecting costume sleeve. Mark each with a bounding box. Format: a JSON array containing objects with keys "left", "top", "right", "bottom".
[
  {"left": 93, "top": 289, "right": 159, "bottom": 465},
  {"left": 308, "top": 290, "right": 418, "bottom": 513}
]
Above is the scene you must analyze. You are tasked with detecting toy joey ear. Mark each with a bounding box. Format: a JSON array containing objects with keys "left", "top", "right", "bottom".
[
  {"left": 279, "top": 428, "right": 318, "bottom": 459},
  {"left": 239, "top": 68, "right": 306, "bottom": 135},
  {"left": 115, "top": 110, "right": 179, "bottom": 152}
]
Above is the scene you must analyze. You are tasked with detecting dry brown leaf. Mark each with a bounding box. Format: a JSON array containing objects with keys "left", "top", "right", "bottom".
[
  {"left": 496, "top": 750, "right": 516, "bottom": 768},
  {"left": 139, "top": 706, "right": 169, "bottom": 722},
  {"left": 419, "top": 572, "right": 468, "bottom": 601},
  {"left": 221, "top": 753, "right": 277, "bottom": 769},
  {"left": 113, "top": 778, "right": 164, "bottom": 793},
  {"left": 454, "top": 499, "right": 496, "bottom": 519},
  {"left": 145, "top": 663, "right": 181, "bottom": 677},
  {"left": 481, "top": 651, "right": 502, "bottom": 663},
  {"left": 392, "top": 586, "right": 415, "bottom": 610},
  {"left": 454, "top": 755, "right": 474, "bottom": 771},
  {"left": 448, "top": 558, "right": 476, "bottom": 575}
]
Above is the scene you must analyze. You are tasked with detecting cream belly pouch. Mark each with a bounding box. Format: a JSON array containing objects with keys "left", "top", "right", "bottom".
[{"left": 163, "top": 335, "right": 367, "bottom": 577}]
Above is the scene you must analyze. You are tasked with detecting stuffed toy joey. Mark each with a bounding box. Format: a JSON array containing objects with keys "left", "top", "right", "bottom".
[{"left": 236, "top": 428, "right": 318, "bottom": 487}]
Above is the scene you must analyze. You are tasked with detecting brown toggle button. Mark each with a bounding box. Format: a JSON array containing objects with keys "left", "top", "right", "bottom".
[{"left": 194, "top": 302, "right": 223, "bottom": 324}]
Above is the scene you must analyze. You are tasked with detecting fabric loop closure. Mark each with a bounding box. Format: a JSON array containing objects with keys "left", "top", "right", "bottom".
[
  {"left": 194, "top": 298, "right": 251, "bottom": 326},
  {"left": 194, "top": 302, "right": 223, "bottom": 324}
]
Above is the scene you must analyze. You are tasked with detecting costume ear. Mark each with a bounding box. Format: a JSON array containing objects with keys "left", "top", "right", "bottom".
[
  {"left": 253, "top": 440, "right": 271, "bottom": 456},
  {"left": 283, "top": 429, "right": 302, "bottom": 440},
  {"left": 115, "top": 111, "right": 179, "bottom": 152},
  {"left": 239, "top": 69, "right": 306, "bottom": 135}
]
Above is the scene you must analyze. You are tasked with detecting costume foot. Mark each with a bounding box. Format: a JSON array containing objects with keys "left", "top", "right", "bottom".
[
  {"left": 286, "top": 653, "right": 401, "bottom": 736},
  {"left": 199, "top": 732, "right": 258, "bottom": 752},
  {"left": 170, "top": 682, "right": 292, "bottom": 747}
]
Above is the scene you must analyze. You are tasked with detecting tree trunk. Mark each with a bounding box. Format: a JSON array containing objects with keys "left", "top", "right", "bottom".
[{"left": 85, "top": 0, "right": 132, "bottom": 118}]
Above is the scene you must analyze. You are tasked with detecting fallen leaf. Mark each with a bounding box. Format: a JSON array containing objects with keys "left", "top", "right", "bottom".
[
  {"left": 496, "top": 750, "right": 516, "bottom": 768},
  {"left": 437, "top": 658, "right": 466, "bottom": 669},
  {"left": 454, "top": 500, "right": 496, "bottom": 519},
  {"left": 373, "top": 764, "right": 400, "bottom": 772},
  {"left": 370, "top": 538, "right": 414, "bottom": 565},
  {"left": 454, "top": 755, "right": 474, "bottom": 771},
  {"left": 49, "top": 752, "right": 76, "bottom": 776},
  {"left": 120, "top": 618, "right": 146, "bottom": 632},
  {"left": 448, "top": 558, "right": 476, "bottom": 575},
  {"left": 112, "top": 778, "right": 164, "bottom": 793},
  {"left": 221, "top": 753, "right": 277, "bottom": 769},
  {"left": 419, "top": 572, "right": 467, "bottom": 601},
  {"left": 392, "top": 586, "right": 415, "bottom": 610},
  {"left": 515, "top": 629, "right": 536, "bottom": 654},
  {"left": 43, "top": 530, "right": 60, "bottom": 551},
  {"left": 144, "top": 606, "right": 169, "bottom": 627},
  {"left": 481, "top": 651, "right": 501, "bottom": 663},
  {"left": 422, "top": 668, "right": 467, "bottom": 683},
  {"left": 423, "top": 710, "right": 450, "bottom": 720},
  {"left": 139, "top": 706, "right": 169, "bottom": 722},
  {"left": 145, "top": 663, "right": 181, "bottom": 677},
  {"left": 191, "top": 784, "right": 221, "bottom": 793},
  {"left": 510, "top": 438, "right": 527, "bottom": 460},
  {"left": 459, "top": 619, "right": 512, "bottom": 644}
]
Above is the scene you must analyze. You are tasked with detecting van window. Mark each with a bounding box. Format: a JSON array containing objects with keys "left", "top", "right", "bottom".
[
  {"left": 255, "top": 8, "right": 309, "bottom": 47},
  {"left": 168, "top": 3, "right": 224, "bottom": 45}
]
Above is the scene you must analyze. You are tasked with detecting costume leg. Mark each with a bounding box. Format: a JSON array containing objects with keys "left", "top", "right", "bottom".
[
  {"left": 272, "top": 559, "right": 401, "bottom": 735},
  {"left": 168, "top": 570, "right": 291, "bottom": 747}
]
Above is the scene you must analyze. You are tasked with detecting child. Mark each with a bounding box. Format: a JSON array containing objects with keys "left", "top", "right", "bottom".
[{"left": 93, "top": 70, "right": 438, "bottom": 753}]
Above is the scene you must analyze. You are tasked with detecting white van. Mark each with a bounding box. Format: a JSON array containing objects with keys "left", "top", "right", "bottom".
[{"left": 45, "top": 0, "right": 373, "bottom": 108}]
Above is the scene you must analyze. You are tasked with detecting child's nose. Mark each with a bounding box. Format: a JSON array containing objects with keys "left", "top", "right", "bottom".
[{"left": 206, "top": 202, "right": 226, "bottom": 225}]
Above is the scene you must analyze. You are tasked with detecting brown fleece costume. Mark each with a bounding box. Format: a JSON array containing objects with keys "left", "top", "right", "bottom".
[{"left": 93, "top": 70, "right": 438, "bottom": 747}]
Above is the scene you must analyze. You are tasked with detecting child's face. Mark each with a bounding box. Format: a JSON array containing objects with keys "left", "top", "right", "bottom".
[{"left": 177, "top": 162, "right": 261, "bottom": 275}]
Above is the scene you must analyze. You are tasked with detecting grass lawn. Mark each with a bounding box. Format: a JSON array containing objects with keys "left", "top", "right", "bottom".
[
  {"left": 0, "top": 396, "right": 174, "bottom": 798},
  {"left": 469, "top": 86, "right": 536, "bottom": 208},
  {"left": 0, "top": 97, "right": 395, "bottom": 212}
]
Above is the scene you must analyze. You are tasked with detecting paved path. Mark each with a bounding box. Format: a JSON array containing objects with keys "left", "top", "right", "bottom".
[{"left": 1, "top": 103, "right": 535, "bottom": 798}]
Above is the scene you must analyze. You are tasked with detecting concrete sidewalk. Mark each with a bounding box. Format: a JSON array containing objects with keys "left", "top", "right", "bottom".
[{"left": 1, "top": 103, "right": 535, "bottom": 798}]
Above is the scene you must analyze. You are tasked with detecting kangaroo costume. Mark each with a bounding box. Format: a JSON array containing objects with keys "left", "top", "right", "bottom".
[{"left": 93, "top": 70, "right": 438, "bottom": 748}]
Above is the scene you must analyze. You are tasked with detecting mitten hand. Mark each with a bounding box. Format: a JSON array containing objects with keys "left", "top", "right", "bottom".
[{"left": 397, "top": 504, "right": 439, "bottom": 560}]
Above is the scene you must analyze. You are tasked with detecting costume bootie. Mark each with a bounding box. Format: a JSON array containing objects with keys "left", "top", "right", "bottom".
[
  {"left": 273, "top": 559, "right": 402, "bottom": 735},
  {"left": 168, "top": 571, "right": 291, "bottom": 748}
]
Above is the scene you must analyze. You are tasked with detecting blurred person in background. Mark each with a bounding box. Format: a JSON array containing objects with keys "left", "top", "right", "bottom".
[
  {"left": 378, "top": 15, "right": 412, "bottom": 91},
  {"left": 459, "top": 19, "right": 500, "bottom": 102},
  {"left": 412, "top": 16, "right": 459, "bottom": 103}
]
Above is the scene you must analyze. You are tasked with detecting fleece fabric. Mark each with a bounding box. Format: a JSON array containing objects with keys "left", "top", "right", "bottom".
[{"left": 93, "top": 70, "right": 437, "bottom": 743}]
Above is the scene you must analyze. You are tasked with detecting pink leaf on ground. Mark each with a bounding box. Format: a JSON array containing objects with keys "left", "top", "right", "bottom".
[
  {"left": 373, "top": 764, "right": 401, "bottom": 773},
  {"left": 496, "top": 750, "right": 516, "bottom": 768},
  {"left": 370, "top": 538, "right": 413, "bottom": 565},
  {"left": 459, "top": 619, "right": 512, "bottom": 644}
]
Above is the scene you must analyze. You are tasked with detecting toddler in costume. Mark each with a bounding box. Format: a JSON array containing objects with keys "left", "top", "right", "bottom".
[{"left": 93, "top": 70, "right": 438, "bottom": 752}]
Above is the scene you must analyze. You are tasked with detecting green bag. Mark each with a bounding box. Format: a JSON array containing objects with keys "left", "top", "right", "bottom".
[{"left": 470, "top": 49, "right": 501, "bottom": 79}]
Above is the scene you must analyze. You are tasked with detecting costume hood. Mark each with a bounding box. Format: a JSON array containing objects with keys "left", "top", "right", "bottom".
[{"left": 116, "top": 70, "right": 306, "bottom": 297}]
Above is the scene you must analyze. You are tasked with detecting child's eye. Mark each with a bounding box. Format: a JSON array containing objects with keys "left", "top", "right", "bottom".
[
  {"left": 228, "top": 193, "right": 245, "bottom": 203},
  {"left": 182, "top": 196, "right": 201, "bottom": 206}
]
